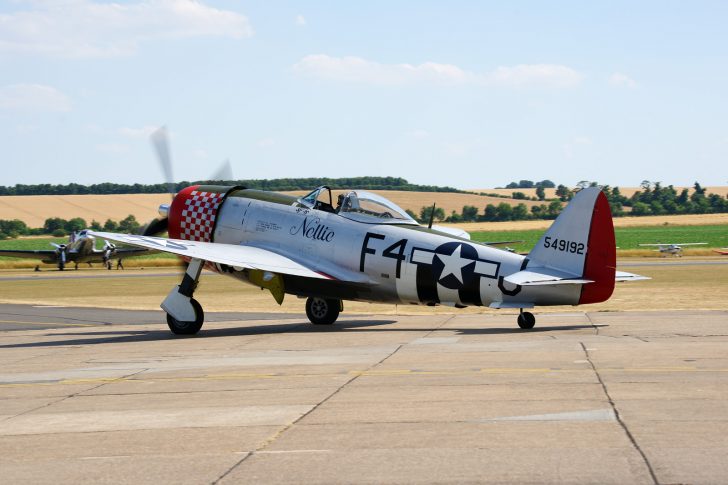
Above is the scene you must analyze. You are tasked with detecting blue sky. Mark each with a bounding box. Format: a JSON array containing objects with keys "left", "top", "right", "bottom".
[{"left": 1, "top": 0, "right": 726, "bottom": 189}]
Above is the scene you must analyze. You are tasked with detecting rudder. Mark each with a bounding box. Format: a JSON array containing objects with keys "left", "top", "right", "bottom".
[{"left": 527, "top": 187, "right": 616, "bottom": 303}]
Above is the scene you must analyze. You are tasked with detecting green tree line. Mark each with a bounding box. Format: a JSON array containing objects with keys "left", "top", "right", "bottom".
[
  {"left": 0, "top": 215, "right": 140, "bottom": 239},
  {"left": 417, "top": 181, "right": 728, "bottom": 223},
  {"left": 0, "top": 177, "right": 463, "bottom": 196}
]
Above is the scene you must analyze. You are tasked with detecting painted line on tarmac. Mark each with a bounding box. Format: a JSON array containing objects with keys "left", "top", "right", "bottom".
[
  {"left": 2, "top": 365, "right": 722, "bottom": 388},
  {"left": 0, "top": 270, "right": 216, "bottom": 282},
  {"left": 0, "top": 319, "right": 95, "bottom": 327}
]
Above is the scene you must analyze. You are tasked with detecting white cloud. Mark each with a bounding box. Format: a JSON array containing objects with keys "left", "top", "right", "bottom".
[
  {"left": 257, "top": 137, "right": 275, "bottom": 148},
  {"left": 0, "top": 0, "right": 253, "bottom": 59},
  {"left": 293, "top": 55, "right": 471, "bottom": 86},
  {"left": 119, "top": 125, "right": 159, "bottom": 139},
  {"left": 488, "top": 64, "right": 583, "bottom": 88},
  {"left": 295, "top": 15, "right": 306, "bottom": 26},
  {"left": 609, "top": 72, "right": 637, "bottom": 88},
  {"left": 0, "top": 84, "right": 71, "bottom": 112},
  {"left": 293, "top": 55, "right": 582, "bottom": 88}
]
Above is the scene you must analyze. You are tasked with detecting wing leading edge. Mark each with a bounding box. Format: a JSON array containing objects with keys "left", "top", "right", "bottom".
[
  {"left": 89, "top": 231, "right": 334, "bottom": 280},
  {"left": 0, "top": 249, "right": 57, "bottom": 260}
]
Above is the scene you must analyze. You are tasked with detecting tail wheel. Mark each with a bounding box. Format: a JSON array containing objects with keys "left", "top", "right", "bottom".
[
  {"left": 517, "top": 311, "right": 536, "bottom": 329},
  {"left": 306, "top": 297, "right": 340, "bottom": 325},
  {"left": 166, "top": 298, "right": 204, "bottom": 335}
]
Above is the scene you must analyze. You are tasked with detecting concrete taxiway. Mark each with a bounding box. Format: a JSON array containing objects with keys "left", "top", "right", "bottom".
[{"left": 1, "top": 304, "right": 727, "bottom": 484}]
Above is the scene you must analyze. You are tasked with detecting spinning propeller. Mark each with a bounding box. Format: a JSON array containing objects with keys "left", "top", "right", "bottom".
[
  {"left": 141, "top": 126, "right": 234, "bottom": 237},
  {"left": 102, "top": 240, "right": 116, "bottom": 262},
  {"left": 50, "top": 243, "right": 67, "bottom": 270}
]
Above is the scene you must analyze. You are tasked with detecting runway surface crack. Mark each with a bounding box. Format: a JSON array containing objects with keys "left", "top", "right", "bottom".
[
  {"left": 583, "top": 312, "right": 599, "bottom": 335},
  {"left": 212, "top": 341, "right": 411, "bottom": 484},
  {"left": 0, "top": 368, "right": 148, "bottom": 424},
  {"left": 580, "top": 342, "right": 659, "bottom": 485}
]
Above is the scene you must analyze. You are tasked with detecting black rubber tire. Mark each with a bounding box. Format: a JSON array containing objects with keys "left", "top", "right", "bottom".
[
  {"left": 166, "top": 298, "right": 204, "bottom": 335},
  {"left": 306, "top": 297, "right": 340, "bottom": 325},
  {"left": 517, "top": 311, "right": 536, "bottom": 329}
]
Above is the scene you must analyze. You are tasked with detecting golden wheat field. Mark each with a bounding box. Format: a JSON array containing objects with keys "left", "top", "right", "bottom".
[
  {"left": 281, "top": 190, "right": 545, "bottom": 215},
  {"left": 0, "top": 193, "right": 170, "bottom": 228},
  {"left": 1, "top": 188, "right": 727, "bottom": 229},
  {"left": 443, "top": 212, "right": 728, "bottom": 231}
]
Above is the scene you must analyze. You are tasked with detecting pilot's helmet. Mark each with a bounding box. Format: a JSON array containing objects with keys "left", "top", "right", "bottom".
[{"left": 345, "top": 191, "right": 360, "bottom": 209}]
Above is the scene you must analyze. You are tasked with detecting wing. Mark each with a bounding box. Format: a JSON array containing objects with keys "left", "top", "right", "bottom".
[
  {"left": 0, "top": 249, "right": 56, "bottom": 260},
  {"left": 430, "top": 226, "right": 471, "bottom": 240},
  {"left": 481, "top": 240, "right": 525, "bottom": 246},
  {"left": 90, "top": 231, "right": 337, "bottom": 281},
  {"left": 639, "top": 243, "right": 706, "bottom": 247}
]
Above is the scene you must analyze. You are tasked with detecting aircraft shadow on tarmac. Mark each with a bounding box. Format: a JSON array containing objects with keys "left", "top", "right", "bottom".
[{"left": 0, "top": 320, "right": 602, "bottom": 349}]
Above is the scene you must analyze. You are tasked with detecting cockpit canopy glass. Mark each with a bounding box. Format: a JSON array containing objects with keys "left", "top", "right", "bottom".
[
  {"left": 337, "top": 191, "right": 417, "bottom": 224},
  {"left": 296, "top": 186, "right": 418, "bottom": 224},
  {"left": 298, "top": 186, "right": 335, "bottom": 212}
]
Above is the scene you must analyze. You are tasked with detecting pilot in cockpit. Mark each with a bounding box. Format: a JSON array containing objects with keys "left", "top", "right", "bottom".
[{"left": 337, "top": 191, "right": 360, "bottom": 213}]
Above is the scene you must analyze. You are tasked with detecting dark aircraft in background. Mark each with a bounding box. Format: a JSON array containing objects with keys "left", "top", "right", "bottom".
[{"left": 0, "top": 230, "right": 148, "bottom": 270}]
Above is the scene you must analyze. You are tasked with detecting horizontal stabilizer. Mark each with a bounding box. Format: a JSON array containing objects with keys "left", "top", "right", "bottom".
[
  {"left": 489, "top": 302, "right": 535, "bottom": 309},
  {"left": 615, "top": 271, "right": 651, "bottom": 282},
  {"left": 431, "top": 225, "right": 471, "bottom": 240},
  {"left": 503, "top": 268, "right": 594, "bottom": 286}
]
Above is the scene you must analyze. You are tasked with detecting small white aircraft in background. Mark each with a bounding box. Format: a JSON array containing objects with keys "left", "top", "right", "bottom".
[{"left": 638, "top": 242, "right": 707, "bottom": 257}]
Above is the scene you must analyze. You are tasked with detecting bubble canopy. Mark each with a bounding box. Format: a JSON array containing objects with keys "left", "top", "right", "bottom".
[
  {"left": 296, "top": 187, "right": 418, "bottom": 225},
  {"left": 337, "top": 190, "right": 417, "bottom": 224}
]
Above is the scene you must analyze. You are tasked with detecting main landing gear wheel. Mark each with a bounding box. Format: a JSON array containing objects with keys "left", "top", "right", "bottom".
[
  {"left": 166, "top": 298, "right": 204, "bottom": 335},
  {"left": 306, "top": 297, "right": 341, "bottom": 325},
  {"left": 517, "top": 311, "right": 536, "bottom": 329}
]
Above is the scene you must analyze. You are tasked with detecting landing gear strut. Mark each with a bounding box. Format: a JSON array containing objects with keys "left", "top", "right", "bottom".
[
  {"left": 517, "top": 309, "right": 536, "bottom": 329},
  {"left": 162, "top": 258, "right": 205, "bottom": 335},
  {"left": 305, "top": 297, "right": 341, "bottom": 325}
]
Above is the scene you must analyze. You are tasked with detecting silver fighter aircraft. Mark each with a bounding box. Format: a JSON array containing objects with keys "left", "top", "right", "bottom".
[{"left": 93, "top": 183, "right": 648, "bottom": 335}]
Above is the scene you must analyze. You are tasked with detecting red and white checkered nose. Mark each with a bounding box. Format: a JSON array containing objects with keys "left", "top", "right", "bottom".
[{"left": 168, "top": 185, "right": 226, "bottom": 242}]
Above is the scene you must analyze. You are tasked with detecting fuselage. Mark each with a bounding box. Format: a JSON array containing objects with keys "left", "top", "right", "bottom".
[
  {"left": 168, "top": 186, "right": 583, "bottom": 308},
  {"left": 41, "top": 234, "right": 107, "bottom": 264}
]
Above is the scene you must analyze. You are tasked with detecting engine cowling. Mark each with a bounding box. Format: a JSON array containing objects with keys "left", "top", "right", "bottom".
[{"left": 168, "top": 185, "right": 241, "bottom": 242}]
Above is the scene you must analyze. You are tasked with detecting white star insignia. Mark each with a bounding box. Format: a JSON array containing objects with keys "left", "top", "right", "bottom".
[{"left": 436, "top": 245, "right": 471, "bottom": 284}]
